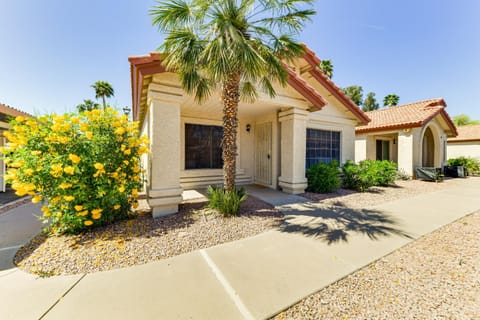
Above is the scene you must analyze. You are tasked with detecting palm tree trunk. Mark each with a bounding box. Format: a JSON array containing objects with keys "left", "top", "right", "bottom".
[
  {"left": 222, "top": 74, "right": 240, "bottom": 192},
  {"left": 102, "top": 96, "right": 106, "bottom": 110}
]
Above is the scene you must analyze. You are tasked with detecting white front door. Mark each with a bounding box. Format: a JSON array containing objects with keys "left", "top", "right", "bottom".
[{"left": 255, "top": 122, "right": 272, "bottom": 186}]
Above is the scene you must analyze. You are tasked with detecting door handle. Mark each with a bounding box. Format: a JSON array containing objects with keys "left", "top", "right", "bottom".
[{"left": 267, "top": 154, "right": 271, "bottom": 159}]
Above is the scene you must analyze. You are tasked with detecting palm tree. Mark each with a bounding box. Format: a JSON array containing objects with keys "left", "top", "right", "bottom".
[
  {"left": 342, "top": 85, "right": 363, "bottom": 106},
  {"left": 383, "top": 94, "right": 400, "bottom": 107},
  {"left": 151, "top": 0, "right": 315, "bottom": 192},
  {"left": 76, "top": 99, "right": 100, "bottom": 113},
  {"left": 318, "top": 59, "right": 333, "bottom": 79},
  {"left": 91, "top": 81, "right": 114, "bottom": 109},
  {"left": 362, "top": 92, "right": 379, "bottom": 112}
]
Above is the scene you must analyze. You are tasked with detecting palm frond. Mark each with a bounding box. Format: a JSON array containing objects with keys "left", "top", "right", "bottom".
[{"left": 239, "top": 81, "right": 259, "bottom": 103}]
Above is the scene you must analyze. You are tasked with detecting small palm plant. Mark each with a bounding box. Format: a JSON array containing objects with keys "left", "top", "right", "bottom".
[
  {"left": 150, "top": 0, "right": 315, "bottom": 194},
  {"left": 383, "top": 94, "right": 400, "bottom": 107}
]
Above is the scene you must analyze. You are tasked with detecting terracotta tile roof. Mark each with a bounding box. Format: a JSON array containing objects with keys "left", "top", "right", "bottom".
[
  {"left": 355, "top": 98, "right": 457, "bottom": 136},
  {"left": 302, "top": 46, "right": 370, "bottom": 125},
  {"left": 448, "top": 124, "right": 480, "bottom": 142},
  {"left": 129, "top": 52, "right": 329, "bottom": 121},
  {"left": 0, "top": 103, "right": 32, "bottom": 118}
]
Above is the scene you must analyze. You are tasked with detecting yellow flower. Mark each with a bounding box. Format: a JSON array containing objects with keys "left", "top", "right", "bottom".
[
  {"left": 131, "top": 188, "right": 138, "bottom": 197},
  {"left": 74, "top": 205, "right": 83, "bottom": 211},
  {"left": 92, "top": 213, "right": 101, "bottom": 220},
  {"left": 123, "top": 149, "right": 131, "bottom": 155},
  {"left": 41, "top": 206, "right": 51, "bottom": 216},
  {"left": 132, "top": 202, "right": 139, "bottom": 209},
  {"left": 118, "top": 186, "right": 125, "bottom": 193},
  {"left": 80, "top": 123, "right": 89, "bottom": 132},
  {"left": 68, "top": 154, "right": 81, "bottom": 164},
  {"left": 24, "top": 168, "right": 34, "bottom": 176},
  {"left": 10, "top": 161, "right": 24, "bottom": 168},
  {"left": 85, "top": 131, "right": 93, "bottom": 139},
  {"left": 94, "top": 163, "right": 104, "bottom": 170},
  {"left": 113, "top": 204, "right": 121, "bottom": 210},
  {"left": 123, "top": 160, "right": 129, "bottom": 166},
  {"left": 114, "top": 127, "right": 125, "bottom": 135},
  {"left": 56, "top": 212, "right": 62, "bottom": 219},
  {"left": 59, "top": 182, "right": 73, "bottom": 189},
  {"left": 113, "top": 121, "right": 122, "bottom": 127},
  {"left": 84, "top": 220, "right": 93, "bottom": 226},
  {"left": 31, "top": 150, "right": 42, "bottom": 156},
  {"left": 91, "top": 208, "right": 103, "bottom": 215},
  {"left": 132, "top": 166, "right": 140, "bottom": 173},
  {"left": 71, "top": 117, "right": 80, "bottom": 124},
  {"left": 57, "top": 136, "right": 71, "bottom": 144},
  {"left": 138, "top": 145, "right": 149, "bottom": 155},
  {"left": 78, "top": 210, "right": 88, "bottom": 216},
  {"left": 32, "top": 195, "right": 42, "bottom": 203},
  {"left": 64, "top": 166, "right": 75, "bottom": 175},
  {"left": 50, "top": 196, "right": 62, "bottom": 204},
  {"left": 63, "top": 195, "right": 75, "bottom": 202},
  {"left": 15, "top": 116, "right": 25, "bottom": 122},
  {"left": 50, "top": 164, "right": 63, "bottom": 177}
]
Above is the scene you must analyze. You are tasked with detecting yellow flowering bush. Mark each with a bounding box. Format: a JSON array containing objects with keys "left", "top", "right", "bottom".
[{"left": 3, "top": 109, "right": 149, "bottom": 234}]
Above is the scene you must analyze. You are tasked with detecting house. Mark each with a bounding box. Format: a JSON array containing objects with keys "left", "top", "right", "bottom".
[
  {"left": 129, "top": 47, "right": 370, "bottom": 217},
  {"left": 355, "top": 98, "right": 457, "bottom": 177},
  {"left": 447, "top": 124, "right": 480, "bottom": 160},
  {"left": 0, "top": 103, "right": 32, "bottom": 192}
]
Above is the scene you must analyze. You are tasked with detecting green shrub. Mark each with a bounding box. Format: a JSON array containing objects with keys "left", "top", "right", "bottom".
[
  {"left": 341, "top": 160, "right": 397, "bottom": 191},
  {"left": 447, "top": 156, "right": 480, "bottom": 176},
  {"left": 306, "top": 160, "right": 340, "bottom": 193},
  {"left": 206, "top": 185, "right": 247, "bottom": 216},
  {"left": 2, "top": 109, "right": 149, "bottom": 235}
]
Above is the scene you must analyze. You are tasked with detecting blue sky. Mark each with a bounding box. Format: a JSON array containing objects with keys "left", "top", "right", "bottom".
[{"left": 0, "top": 0, "right": 479, "bottom": 119}]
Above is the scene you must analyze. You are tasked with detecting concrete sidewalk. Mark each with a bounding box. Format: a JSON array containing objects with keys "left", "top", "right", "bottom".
[{"left": 1, "top": 178, "right": 479, "bottom": 320}]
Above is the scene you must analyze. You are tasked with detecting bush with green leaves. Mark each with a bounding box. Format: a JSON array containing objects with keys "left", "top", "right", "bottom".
[
  {"left": 306, "top": 160, "right": 340, "bottom": 193},
  {"left": 341, "top": 160, "right": 397, "bottom": 191},
  {"left": 2, "top": 109, "right": 149, "bottom": 235},
  {"left": 206, "top": 185, "right": 247, "bottom": 217},
  {"left": 447, "top": 156, "right": 480, "bottom": 176}
]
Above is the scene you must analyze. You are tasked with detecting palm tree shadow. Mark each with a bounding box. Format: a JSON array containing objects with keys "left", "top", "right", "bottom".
[{"left": 277, "top": 203, "right": 412, "bottom": 244}]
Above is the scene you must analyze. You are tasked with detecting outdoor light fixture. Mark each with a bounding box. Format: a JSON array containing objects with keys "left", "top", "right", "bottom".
[
  {"left": 246, "top": 124, "right": 251, "bottom": 132},
  {"left": 393, "top": 138, "right": 396, "bottom": 145},
  {"left": 123, "top": 106, "right": 131, "bottom": 116}
]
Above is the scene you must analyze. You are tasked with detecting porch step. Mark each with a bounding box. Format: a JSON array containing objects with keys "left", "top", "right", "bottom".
[{"left": 180, "top": 174, "right": 252, "bottom": 189}]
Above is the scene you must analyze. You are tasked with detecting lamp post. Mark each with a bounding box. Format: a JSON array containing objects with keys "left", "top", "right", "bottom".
[{"left": 122, "top": 106, "right": 131, "bottom": 120}]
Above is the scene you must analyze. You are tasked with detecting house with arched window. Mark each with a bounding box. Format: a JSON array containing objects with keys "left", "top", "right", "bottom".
[{"left": 355, "top": 98, "right": 457, "bottom": 177}]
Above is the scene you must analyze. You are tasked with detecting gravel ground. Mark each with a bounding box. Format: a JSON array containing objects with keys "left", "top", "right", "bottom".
[
  {"left": 274, "top": 211, "right": 480, "bottom": 320},
  {"left": 303, "top": 178, "right": 457, "bottom": 209},
  {"left": 14, "top": 196, "right": 282, "bottom": 276}
]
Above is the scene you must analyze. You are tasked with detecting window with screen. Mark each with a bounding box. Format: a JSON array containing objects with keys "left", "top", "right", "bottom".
[
  {"left": 306, "top": 129, "right": 341, "bottom": 168},
  {"left": 185, "top": 124, "right": 223, "bottom": 169}
]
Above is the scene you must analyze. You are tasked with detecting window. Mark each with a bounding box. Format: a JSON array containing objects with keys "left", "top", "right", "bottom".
[
  {"left": 376, "top": 140, "right": 390, "bottom": 161},
  {"left": 306, "top": 129, "right": 341, "bottom": 168},
  {"left": 185, "top": 124, "right": 223, "bottom": 169}
]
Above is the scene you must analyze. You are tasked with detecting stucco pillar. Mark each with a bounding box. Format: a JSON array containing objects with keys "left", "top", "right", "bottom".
[
  {"left": 146, "top": 90, "right": 183, "bottom": 218},
  {"left": 278, "top": 108, "right": 308, "bottom": 194},
  {"left": 397, "top": 130, "right": 414, "bottom": 176},
  {"left": 355, "top": 134, "right": 367, "bottom": 162}
]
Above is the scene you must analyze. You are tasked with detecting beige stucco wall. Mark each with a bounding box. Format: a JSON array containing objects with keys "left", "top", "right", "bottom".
[{"left": 447, "top": 141, "right": 480, "bottom": 160}]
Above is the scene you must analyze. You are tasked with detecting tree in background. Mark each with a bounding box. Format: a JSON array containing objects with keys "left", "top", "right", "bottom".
[
  {"left": 452, "top": 114, "right": 480, "bottom": 126},
  {"left": 383, "top": 94, "right": 400, "bottom": 107},
  {"left": 150, "top": 0, "right": 315, "bottom": 193},
  {"left": 91, "top": 81, "right": 114, "bottom": 110},
  {"left": 343, "top": 85, "right": 364, "bottom": 106},
  {"left": 76, "top": 99, "right": 100, "bottom": 113},
  {"left": 362, "top": 92, "right": 380, "bottom": 112},
  {"left": 318, "top": 59, "right": 333, "bottom": 79}
]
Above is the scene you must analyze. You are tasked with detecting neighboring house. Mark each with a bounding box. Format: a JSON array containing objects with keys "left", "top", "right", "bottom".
[
  {"left": 0, "top": 103, "right": 32, "bottom": 192},
  {"left": 447, "top": 124, "right": 480, "bottom": 160},
  {"left": 129, "top": 47, "right": 370, "bottom": 217},
  {"left": 355, "top": 98, "right": 457, "bottom": 177}
]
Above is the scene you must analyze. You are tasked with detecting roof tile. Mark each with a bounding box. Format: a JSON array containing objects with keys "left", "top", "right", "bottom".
[{"left": 448, "top": 124, "right": 480, "bottom": 142}]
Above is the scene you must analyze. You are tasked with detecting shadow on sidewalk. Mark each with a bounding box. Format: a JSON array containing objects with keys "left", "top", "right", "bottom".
[{"left": 278, "top": 204, "right": 412, "bottom": 244}]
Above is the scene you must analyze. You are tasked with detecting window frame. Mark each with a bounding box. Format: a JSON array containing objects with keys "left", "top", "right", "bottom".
[{"left": 305, "top": 128, "right": 342, "bottom": 168}]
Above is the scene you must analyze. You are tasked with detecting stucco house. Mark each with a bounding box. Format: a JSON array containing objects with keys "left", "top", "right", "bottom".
[
  {"left": 447, "top": 124, "right": 480, "bottom": 160},
  {"left": 129, "top": 47, "right": 370, "bottom": 217},
  {"left": 0, "top": 103, "right": 32, "bottom": 192},
  {"left": 355, "top": 98, "right": 457, "bottom": 177}
]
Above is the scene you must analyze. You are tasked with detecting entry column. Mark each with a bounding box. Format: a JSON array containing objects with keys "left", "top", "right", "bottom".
[
  {"left": 278, "top": 108, "right": 308, "bottom": 194},
  {"left": 146, "top": 87, "right": 183, "bottom": 217}
]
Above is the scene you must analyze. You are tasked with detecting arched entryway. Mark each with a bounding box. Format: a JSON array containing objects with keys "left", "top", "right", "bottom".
[{"left": 422, "top": 127, "right": 435, "bottom": 167}]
